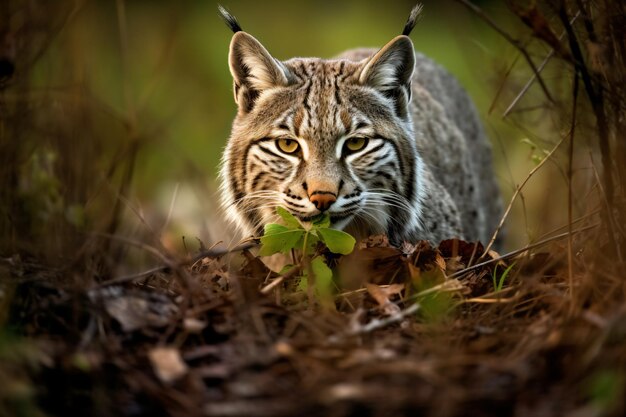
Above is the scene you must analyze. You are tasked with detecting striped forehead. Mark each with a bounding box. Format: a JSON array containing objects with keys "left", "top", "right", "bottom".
[{"left": 267, "top": 59, "right": 365, "bottom": 142}]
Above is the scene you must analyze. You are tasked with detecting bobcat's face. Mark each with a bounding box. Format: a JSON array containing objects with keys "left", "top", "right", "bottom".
[{"left": 221, "top": 31, "right": 422, "bottom": 239}]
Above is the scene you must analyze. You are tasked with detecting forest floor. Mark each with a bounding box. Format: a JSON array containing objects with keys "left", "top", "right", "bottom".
[{"left": 3, "top": 230, "right": 625, "bottom": 417}]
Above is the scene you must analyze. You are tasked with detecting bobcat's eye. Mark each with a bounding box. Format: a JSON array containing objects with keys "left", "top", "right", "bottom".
[
  {"left": 344, "top": 137, "right": 368, "bottom": 153},
  {"left": 276, "top": 138, "right": 300, "bottom": 154}
]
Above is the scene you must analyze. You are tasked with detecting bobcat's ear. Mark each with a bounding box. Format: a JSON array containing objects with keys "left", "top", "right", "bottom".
[
  {"left": 228, "top": 32, "right": 292, "bottom": 113},
  {"left": 359, "top": 35, "right": 415, "bottom": 118}
]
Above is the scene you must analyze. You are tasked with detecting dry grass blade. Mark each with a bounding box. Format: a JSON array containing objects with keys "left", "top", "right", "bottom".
[
  {"left": 450, "top": 223, "right": 599, "bottom": 279},
  {"left": 482, "top": 135, "right": 567, "bottom": 257}
]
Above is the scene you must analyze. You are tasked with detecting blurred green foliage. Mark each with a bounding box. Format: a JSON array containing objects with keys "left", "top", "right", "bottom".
[
  {"left": 4, "top": 0, "right": 570, "bottom": 256},
  {"left": 30, "top": 0, "right": 512, "bottom": 186},
  {"left": 586, "top": 369, "right": 624, "bottom": 415}
]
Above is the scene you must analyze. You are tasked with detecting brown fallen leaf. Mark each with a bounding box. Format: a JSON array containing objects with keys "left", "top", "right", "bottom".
[
  {"left": 365, "top": 283, "right": 404, "bottom": 315},
  {"left": 90, "top": 287, "right": 178, "bottom": 332},
  {"left": 183, "top": 317, "right": 207, "bottom": 333},
  {"left": 148, "top": 347, "right": 188, "bottom": 384},
  {"left": 439, "top": 239, "right": 484, "bottom": 264},
  {"left": 339, "top": 246, "right": 406, "bottom": 287}
]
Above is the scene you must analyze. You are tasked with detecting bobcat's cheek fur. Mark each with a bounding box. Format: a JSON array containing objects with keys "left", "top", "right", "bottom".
[{"left": 218, "top": 7, "right": 503, "bottom": 248}]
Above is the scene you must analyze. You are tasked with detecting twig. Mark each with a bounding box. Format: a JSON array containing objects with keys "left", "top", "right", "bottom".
[
  {"left": 161, "top": 182, "right": 180, "bottom": 236},
  {"left": 589, "top": 155, "right": 624, "bottom": 261},
  {"left": 482, "top": 134, "right": 567, "bottom": 257},
  {"left": 260, "top": 265, "right": 302, "bottom": 295},
  {"left": 328, "top": 303, "right": 420, "bottom": 343},
  {"left": 93, "top": 232, "right": 173, "bottom": 265},
  {"left": 449, "top": 223, "right": 599, "bottom": 280},
  {"left": 534, "top": 209, "right": 601, "bottom": 242},
  {"left": 403, "top": 279, "right": 466, "bottom": 303},
  {"left": 558, "top": 5, "right": 617, "bottom": 257},
  {"left": 567, "top": 72, "right": 579, "bottom": 315},
  {"left": 503, "top": 11, "right": 581, "bottom": 118},
  {"left": 455, "top": 0, "right": 554, "bottom": 103},
  {"left": 96, "top": 241, "right": 258, "bottom": 287}
]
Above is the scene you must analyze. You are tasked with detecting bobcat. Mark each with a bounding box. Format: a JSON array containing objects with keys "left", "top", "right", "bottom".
[{"left": 218, "top": 5, "right": 503, "bottom": 248}]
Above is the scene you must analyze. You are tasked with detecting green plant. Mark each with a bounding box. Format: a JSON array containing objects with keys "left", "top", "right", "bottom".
[
  {"left": 520, "top": 138, "right": 550, "bottom": 166},
  {"left": 492, "top": 262, "right": 515, "bottom": 292},
  {"left": 259, "top": 207, "right": 356, "bottom": 305},
  {"left": 586, "top": 369, "right": 624, "bottom": 414}
]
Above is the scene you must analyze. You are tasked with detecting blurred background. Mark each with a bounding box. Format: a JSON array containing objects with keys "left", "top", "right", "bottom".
[{"left": 1, "top": 0, "right": 581, "bottom": 267}]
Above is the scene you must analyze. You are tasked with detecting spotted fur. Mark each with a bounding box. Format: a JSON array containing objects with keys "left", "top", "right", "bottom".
[{"left": 219, "top": 7, "right": 503, "bottom": 247}]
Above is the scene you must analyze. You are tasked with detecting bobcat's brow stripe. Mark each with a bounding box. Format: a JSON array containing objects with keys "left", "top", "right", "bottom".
[
  {"left": 356, "top": 141, "right": 386, "bottom": 159},
  {"left": 334, "top": 62, "right": 345, "bottom": 105},
  {"left": 302, "top": 80, "right": 312, "bottom": 116},
  {"left": 256, "top": 144, "right": 284, "bottom": 160},
  {"left": 293, "top": 109, "right": 304, "bottom": 137},
  {"left": 251, "top": 153, "right": 280, "bottom": 167}
]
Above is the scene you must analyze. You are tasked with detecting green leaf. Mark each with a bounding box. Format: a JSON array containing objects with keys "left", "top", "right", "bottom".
[
  {"left": 311, "top": 257, "right": 332, "bottom": 286},
  {"left": 316, "top": 228, "right": 356, "bottom": 255},
  {"left": 493, "top": 262, "right": 516, "bottom": 292},
  {"left": 297, "top": 276, "right": 308, "bottom": 291},
  {"left": 311, "top": 257, "right": 334, "bottom": 308},
  {"left": 276, "top": 207, "right": 301, "bottom": 229},
  {"left": 311, "top": 213, "right": 331, "bottom": 228},
  {"left": 259, "top": 224, "right": 305, "bottom": 256},
  {"left": 295, "top": 231, "right": 320, "bottom": 256}
]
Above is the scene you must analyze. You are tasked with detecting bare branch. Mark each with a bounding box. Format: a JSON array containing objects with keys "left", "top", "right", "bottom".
[{"left": 455, "top": 0, "right": 554, "bottom": 103}]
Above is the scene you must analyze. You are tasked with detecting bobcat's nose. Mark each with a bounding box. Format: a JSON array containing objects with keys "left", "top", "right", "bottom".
[
  {"left": 309, "top": 191, "right": 336, "bottom": 212},
  {"left": 304, "top": 179, "right": 339, "bottom": 212}
]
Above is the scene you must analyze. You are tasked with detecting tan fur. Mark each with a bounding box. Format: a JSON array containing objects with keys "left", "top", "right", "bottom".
[{"left": 220, "top": 29, "right": 502, "bottom": 248}]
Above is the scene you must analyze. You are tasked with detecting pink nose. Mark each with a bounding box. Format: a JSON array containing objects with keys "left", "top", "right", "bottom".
[{"left": 309, "top": 192, "right": 336, "bottom": 212}]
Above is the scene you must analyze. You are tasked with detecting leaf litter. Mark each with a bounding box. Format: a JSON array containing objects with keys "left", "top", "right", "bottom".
[{"left": 4, "top": 230, "right": 626, "bottom": 417}]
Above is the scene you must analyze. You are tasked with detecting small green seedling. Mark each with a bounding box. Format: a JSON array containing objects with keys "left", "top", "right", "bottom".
[
  {"left": 520, "top": 138, "right": 550, "bottom": 166},
  {"left": 259, "top": 207, "right": 356, "bottom": 305},
  {"left": 492, "top": 262, "right": 515, "bottom": 292}
]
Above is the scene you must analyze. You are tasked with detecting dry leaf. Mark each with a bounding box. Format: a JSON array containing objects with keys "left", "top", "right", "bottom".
[
  {"left": 445, "top": 256, "right": 465, "bottom": 274},
  {"left": 434, "top": 253, "right": 447, "bottom": 272},
  {"left": 149, "top": 347, "right": 188, "bottom": 384},
  {"left": 366, "top": 283, "right": 401, "bottom": 315},
  {"left": 183, "top": 317, "right": 207, "bottom": 333},
  {"left": 90, "top": 287, "right": 177, "bottom": 332}
]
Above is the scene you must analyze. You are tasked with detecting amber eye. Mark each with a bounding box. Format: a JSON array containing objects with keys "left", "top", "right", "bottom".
[
  {"left": 345, "top": 137, "right": 368, "bottom": 153},
  {"left": 276, "top": 138, "right": 300, "bottom": 154}
]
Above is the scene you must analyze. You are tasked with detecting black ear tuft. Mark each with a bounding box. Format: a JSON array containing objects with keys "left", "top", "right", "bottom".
[
  {"left": 402, "top": 3, "right": 423, "bottom": 36},
  {"left": 218, "top": 4, "right": 242, "bottom": 33}
]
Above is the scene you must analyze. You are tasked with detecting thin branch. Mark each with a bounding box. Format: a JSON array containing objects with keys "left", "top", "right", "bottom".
[
  {"left": 567, "top": 73, "right": 579, "bottom": 316},
  {"left": 161, "top": 182, "right": 180, "bottom": 236},
  {"left": 328, "top": 303, "right": 420, "bottom": 343},
  {"left": 503, "top": 11, "right": 581, "bottom": 118},
  {"left": 449, "top": 223, "right": 599, "bottom": 280},
  {"left": 456, "top": 0, "right": 554, "bottom": 103},
  {"left": 260, "top": 265, "right": 302, "bottom": 295},
  {"left": 589, "top": 155, "right": 624, "bottom": 262},
  {"left": 558, "top": 5, "right": 616, "bottom": 243},
  {"left": 482, "top": 134, "right": 567, "bottom": 257},
  {"left": 96, "top": 241, "right": 258, "bottom": 287}
]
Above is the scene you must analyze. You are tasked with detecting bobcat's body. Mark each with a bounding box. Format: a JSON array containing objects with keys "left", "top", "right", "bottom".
[{"left": 219, "top": 7, "right": 502, "bottom": 247}]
